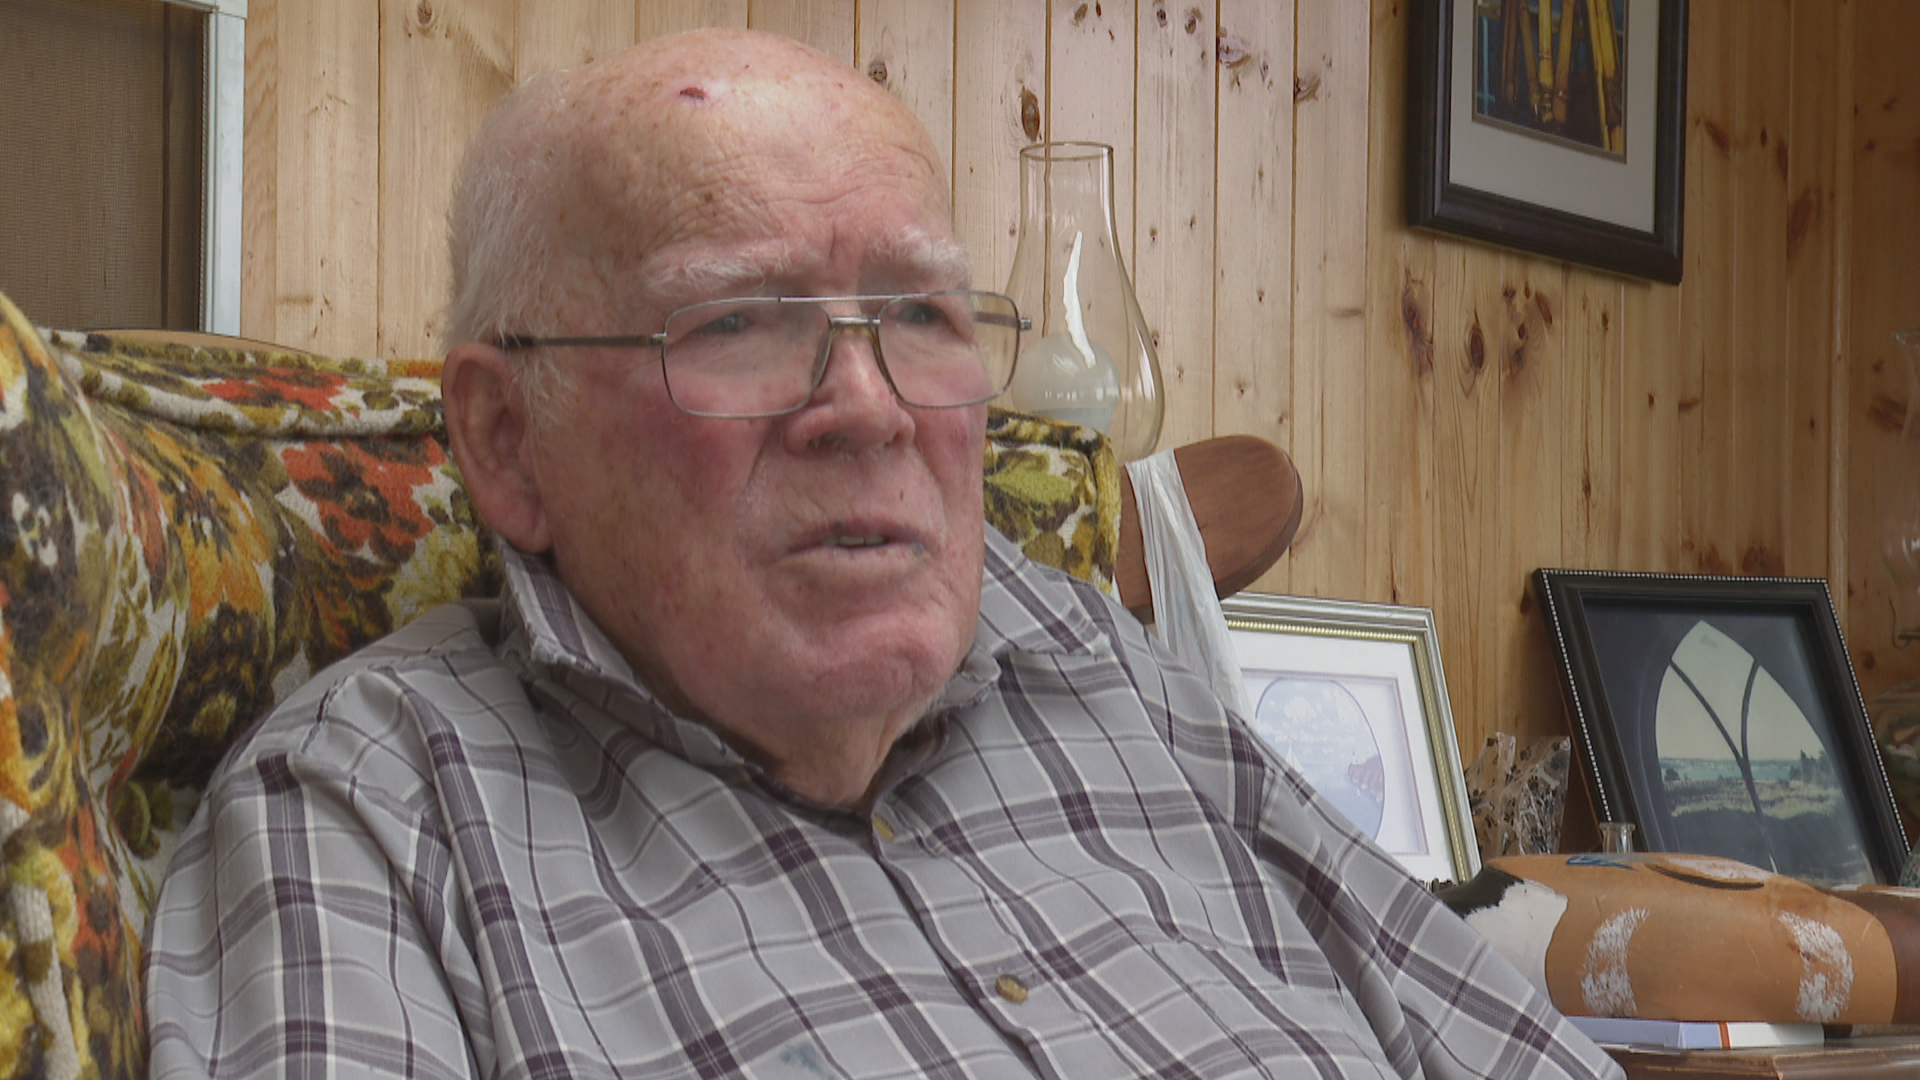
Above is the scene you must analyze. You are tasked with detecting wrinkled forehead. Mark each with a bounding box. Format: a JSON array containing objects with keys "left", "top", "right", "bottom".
[{"left": 533, "top": 33, "right": 954, "bottom": 292}]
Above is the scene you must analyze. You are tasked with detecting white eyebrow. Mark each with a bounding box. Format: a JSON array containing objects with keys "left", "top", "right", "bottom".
[
  {"left": 637, "top": 244, "right": 797, "bottom": 306},
  {"left": 633, "top": 228, "right": 975, "bottom": 309},
  {"left": 878, "top": 228, "right": 974, "bottom": 290}
]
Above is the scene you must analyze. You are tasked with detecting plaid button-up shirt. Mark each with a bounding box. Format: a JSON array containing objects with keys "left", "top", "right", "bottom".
[{"left": 146, "top": 532, "right": 1621, "bottom": 1080}]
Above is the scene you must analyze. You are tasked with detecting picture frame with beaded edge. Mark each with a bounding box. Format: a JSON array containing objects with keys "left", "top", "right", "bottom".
[{"left": 1533, "top": 568, "right": 1908, "bottom": 886}]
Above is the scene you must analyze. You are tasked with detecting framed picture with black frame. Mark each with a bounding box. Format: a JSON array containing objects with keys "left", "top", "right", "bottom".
[
  {"left": 1534, "top": 569, "right": 1909, "bottom": 886},
  {"left": 1408, "top": 0, "right": 1689, "bottom": 283}
]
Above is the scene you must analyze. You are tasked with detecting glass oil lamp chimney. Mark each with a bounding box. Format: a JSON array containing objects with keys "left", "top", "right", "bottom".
[{"left": 1003, "top": 142, "right": 1164, "bottom": 461}]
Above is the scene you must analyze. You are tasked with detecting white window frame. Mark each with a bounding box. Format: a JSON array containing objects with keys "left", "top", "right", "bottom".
[{"left": 162, "top": 0, "right": 246, "bottom": 334}]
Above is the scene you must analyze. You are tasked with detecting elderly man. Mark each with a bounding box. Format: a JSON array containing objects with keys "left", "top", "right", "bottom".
[{"left": 146, "top": 28, "right": 1621, "bottom": 1080}]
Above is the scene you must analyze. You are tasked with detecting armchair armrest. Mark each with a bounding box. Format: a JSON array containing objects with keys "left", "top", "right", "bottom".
[{"left": 1115, "top": 435, "right": 1303, "bottom": 619}]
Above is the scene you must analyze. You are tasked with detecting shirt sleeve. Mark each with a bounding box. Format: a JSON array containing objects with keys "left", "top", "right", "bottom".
[
  {"left": 1241, "top": 741, "right": 1624, "bottom": 1080},
  {"left": 1099, "top": 605, "right": 1624, "bottom": 1080},
  {"left": 145, "top": 676, "right": 489, "bottom": 1080}
]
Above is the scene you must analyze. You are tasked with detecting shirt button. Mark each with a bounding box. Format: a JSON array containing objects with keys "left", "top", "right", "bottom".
[
  {"left": 995, "top": 974, "right": 1029, "bottom": 1004},
  {"left": 871, "top": 815, "right": 896, "bottom": 842}
]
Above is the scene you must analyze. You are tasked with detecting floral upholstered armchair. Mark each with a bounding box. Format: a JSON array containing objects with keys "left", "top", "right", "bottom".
[{"left": 0, "top": 290, "right": 1124, "bottom": 1080}]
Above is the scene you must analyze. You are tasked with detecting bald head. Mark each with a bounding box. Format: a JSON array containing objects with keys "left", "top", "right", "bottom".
[{"left": 446, "top": 30, "right": 954, "bottom": 354}]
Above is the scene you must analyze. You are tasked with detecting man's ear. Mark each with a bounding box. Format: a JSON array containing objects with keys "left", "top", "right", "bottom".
[{"left": 443, "top": 341, "right": 553, "bottom": 554}]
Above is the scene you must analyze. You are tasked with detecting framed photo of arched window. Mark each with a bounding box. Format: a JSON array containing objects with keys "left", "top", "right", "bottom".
[{"left": 1534, "top": 569, "right": 1907, "bottom": 886}]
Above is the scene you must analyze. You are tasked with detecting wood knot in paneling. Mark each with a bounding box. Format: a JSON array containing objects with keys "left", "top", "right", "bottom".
[
  {"left": 1401, "top": 279, "right": 1433, "bottom": 377},
  {"left": 1786, "top": 188, "right": 1822, "bottom": 260},
  {"left": 1702, "top": 117, "right": 1732, "bottom": 156},
  {"left": 866, "top": 57, "right": 889, "bottom": 87},
  {"left": 1869, "top": 392, "right": 1908, "bottom": 433},
  {"left": 1019, "top": 88, "right": 1042, "bottom": 142},
  {"left": 1216, "top": 30, "right": 1266, "bottom": 87},
  {"left": 1741, "top": 546, "right": 1783, "bottom": 576},
  {"left": 1216, "top": 30, "right": 1249, "bottom": 66},
  {"left": 1697, "top": 543, "right": 1732, "bottom": 576}
]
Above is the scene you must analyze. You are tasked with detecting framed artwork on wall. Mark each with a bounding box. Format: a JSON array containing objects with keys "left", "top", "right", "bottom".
[
  {"left": 1223, "top": 594, "right": 1479, "bottom": 885},
  {"left": 1408, "top": 0, "right": 1689, "bottom": 283},
  {"left": 1533, "top": 569, "right": 1909, "bottom": 886}
]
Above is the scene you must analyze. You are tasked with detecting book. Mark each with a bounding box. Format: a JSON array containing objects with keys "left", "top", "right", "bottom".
[{"left": 1569, "top": 1016, "right": 1825, "bottom": 1051}]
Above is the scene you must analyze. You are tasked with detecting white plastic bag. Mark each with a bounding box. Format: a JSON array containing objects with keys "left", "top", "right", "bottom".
[{"left": 1125, "top": 450, "right": 1252, "bottom": 717}]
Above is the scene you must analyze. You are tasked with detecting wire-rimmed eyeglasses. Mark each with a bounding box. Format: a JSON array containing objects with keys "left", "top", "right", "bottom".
[{"left": 496, "top": 291, "right": 1029, "bottom": 419}]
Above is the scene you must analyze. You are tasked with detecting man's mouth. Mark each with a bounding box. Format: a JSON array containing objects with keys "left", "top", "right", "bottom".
[{"left": 798, "top": 520, "right": 927, "bottom": 556}]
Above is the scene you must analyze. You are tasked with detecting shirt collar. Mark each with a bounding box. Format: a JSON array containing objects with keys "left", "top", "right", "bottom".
[
  {"left": 495, "top": 541, "right": 641, "bottom": 686},
  {"left": 954, "top": 526, "right": 1107, "bottom": 680},
  {"left": 492, "top": 525, "right": 1109, "bottom": 720}
]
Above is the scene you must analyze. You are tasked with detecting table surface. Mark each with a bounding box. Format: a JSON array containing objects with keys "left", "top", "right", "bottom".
[{"left": 1606, "top": 1035, "right": 1920, "bottom": 1079}]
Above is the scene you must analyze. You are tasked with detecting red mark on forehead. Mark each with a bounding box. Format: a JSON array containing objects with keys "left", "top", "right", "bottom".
[{"left": 678, "top": 86, "right": 708, "bottom": 102}]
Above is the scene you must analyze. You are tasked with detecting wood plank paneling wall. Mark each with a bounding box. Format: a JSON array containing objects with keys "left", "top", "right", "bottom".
[{"left": 239, "top": 0, "right": 1920, "bottom": 798}]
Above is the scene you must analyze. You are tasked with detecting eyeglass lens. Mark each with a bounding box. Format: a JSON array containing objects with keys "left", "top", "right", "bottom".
[{"left": 659, "top": 293, "right": 1020, "bottom": 417}]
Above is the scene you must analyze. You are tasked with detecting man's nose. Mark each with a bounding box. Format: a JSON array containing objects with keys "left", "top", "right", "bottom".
[
  {"left": 785, "top": 319, "right": 913, "bottom": 450},
  {"left": 815, "top": 318, "right": 904, "bottom": 402}
]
